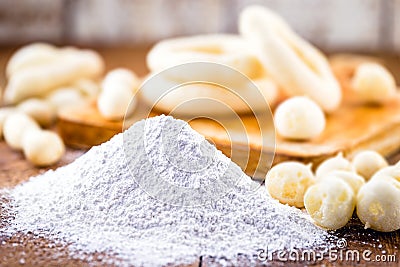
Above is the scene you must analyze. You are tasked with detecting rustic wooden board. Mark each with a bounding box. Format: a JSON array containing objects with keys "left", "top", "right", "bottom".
[
  {"left": 58, "top": 90, "right": 400, "bottom": 179},
  {"left": 58, "top": 100, "right": 276, "bottom": 179}
]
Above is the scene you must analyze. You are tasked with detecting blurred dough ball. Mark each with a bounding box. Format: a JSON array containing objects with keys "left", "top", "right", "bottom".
[{"left": 274, "top": 96, "right": 325, "bottom": 140}]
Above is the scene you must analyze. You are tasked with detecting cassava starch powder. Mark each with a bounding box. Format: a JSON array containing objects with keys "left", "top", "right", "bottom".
[{"left": 2, "top": 115, "right": 332, "bottom": 266}]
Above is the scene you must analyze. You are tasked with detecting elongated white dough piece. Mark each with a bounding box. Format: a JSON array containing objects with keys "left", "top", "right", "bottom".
[
  {"left": 140, "top": 70, "right": 278, "bottom": 116},
  {"left": 98, "top": 68, "right": 139, "bottom": 120},
  {"left": 141, "top": 61, "right": 278, "bottom": 116},
  {"left": 4, "top": 49, "right": 104, "bottom": 104},
  {"left": 239, "top": 5, "right": 342, "bottom": 112},
  {"left": 304, "top": 179, "right": 355, "bottom": 230},
  {"left": 147, "top": 34, "right": 263, "bottom": 79},
  {"left": 22, "top": 129, "right": 65, "bottom": 167},
  {"left": 6, "top": 43, "right": 58, "bottom": 78},
  {"left": 357, "top": 177, "right": 400, "bottom": 232}
]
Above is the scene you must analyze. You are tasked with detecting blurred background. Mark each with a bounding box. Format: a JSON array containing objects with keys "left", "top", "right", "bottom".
[{"left": 0, "top": 0, "right": 399, "bottom": 53}]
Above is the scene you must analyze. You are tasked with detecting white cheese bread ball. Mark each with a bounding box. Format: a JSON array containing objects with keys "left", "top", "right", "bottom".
[
  {"left": 304, "top": 179, "right": 355, "bottom": 230},
  {"left": 265, "top": 161, "right": 315, "bottom": 208},
  {"left": 274, "top": 96, "right": 325, "bottom": 140},
  {"left": 316, "top": 153, "right": 354, "bottom": 178},
  {"left": 101, "top": 68, "right": 138, "bottom": 92},
  {"left": 356, "top": 176, "right": 400, "bottom": 232},
  {"left": 351, "top": 63, "right": 396, "bottom": 104},
  {"left": 3, "top": 113, "right": 40, "bottom": 150},
  {"left": 97, "top": 88, "right": 136, "bottom": 121},
  {"left": 321, "top": 170, "right": 365, "bottom": 194},
  {"left": 352, "top": 150, "right": 388, "bottom": 180},
  {"left": 22, "top": 129, "right": 65, "bottom": 167},
  {"left": 98, "top": 68, "right": 139, "bottom": 120}
]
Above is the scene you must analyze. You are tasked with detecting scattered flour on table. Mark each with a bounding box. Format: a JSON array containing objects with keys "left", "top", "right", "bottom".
[{"left": 2, "top": 115, "right": 333, "bottom": 266}]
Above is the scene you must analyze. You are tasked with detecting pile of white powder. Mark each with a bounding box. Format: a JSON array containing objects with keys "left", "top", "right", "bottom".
[{"left": 1, "top": 115, "right": 333, "bottom": 266}]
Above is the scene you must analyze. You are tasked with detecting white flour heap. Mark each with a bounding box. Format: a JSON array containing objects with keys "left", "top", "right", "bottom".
[{"left": 3, "top": 115, "right": 331, "bottom": 266}]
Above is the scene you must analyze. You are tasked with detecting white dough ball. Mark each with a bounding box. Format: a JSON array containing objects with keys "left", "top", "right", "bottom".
[
  {"left": 101, "top": 68, "right": 138, "bottom": 93},
  {"left": 356, "top": 177, "right": 400, "bottom": 232},
  {"left": 319, "top": 170, "right": 365, "bottom": 194},
  {"left": 97, "top": 68, "right": 139, "bottom": 120},
  {"left": 304, "top": 179, "right": 355, "bottom": 230},
  {"left": 316, "top": 153, "right": 354, "bottom": 178},
  {"left": 97, "top": 89, "right": 136, "bottom": 121},
  {"left": 265, "top": 161, "right": 315, "bottom": 207},
  {"left": 351, "top": 63, "right": 396, "bottom": 104},
  {"left": 274, "top": 96, "right": 325, "bottom": 140},
  {"left": 352, "top": 150, "right": 388, "bottom": 180}
]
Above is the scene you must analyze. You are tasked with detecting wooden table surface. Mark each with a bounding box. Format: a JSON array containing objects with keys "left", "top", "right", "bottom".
[{"left": 0, "top": 46, "right": 399, "bottom": 266}]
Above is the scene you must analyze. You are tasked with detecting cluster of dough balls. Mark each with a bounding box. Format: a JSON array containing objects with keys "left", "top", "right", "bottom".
[
  {"left": 304, "top": 155, "right": 362, "bottom": 230},
  {"left": 0, "top": 43, "right": 106, "bottom": 167},
  {"left": 267, "top": 150, "right": 399, "bottom": 232},
  {"left": 2, "top": 112, "right": 65, "bottom": 166},
  {"left": 1, "top": 43, "right": 143, "bottom": 166},
  {"left": 0, "top": 103, "right": 65, "bottom": 167},
  {"left": 4, "top": 43, "right": 103, "bottom": 104}
]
